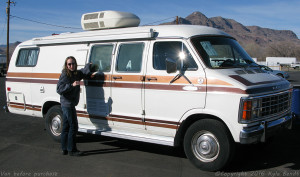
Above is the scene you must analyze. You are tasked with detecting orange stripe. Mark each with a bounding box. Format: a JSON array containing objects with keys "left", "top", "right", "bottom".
[
  {"left": 7, "top": 72, "right": 233, "bottom": 87},
  {"left": 145, "top": 75, "right": 200, "bottom": 84},
  {"left": 112, "top": 75, "right": 142, "bottom": 82},
  {"left": 206, "top": 78, "right": 233, "bottom": 86},
  {"left": 7, "top": 72, "right": 60, "bottom": 79}
]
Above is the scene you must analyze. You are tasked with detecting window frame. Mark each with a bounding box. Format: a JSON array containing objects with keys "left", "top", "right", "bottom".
[
  {"left": 88, "top": 43, "right": 115, "bottom": 73},
  {"left": 152, "top": 41, "right": 198, "bottom": 71},
  {"left": 115, "top": 42, "right": 145, "bottom": 73},
  {"left": 15, "top": 48, "right": 40, "bottom": 67}
]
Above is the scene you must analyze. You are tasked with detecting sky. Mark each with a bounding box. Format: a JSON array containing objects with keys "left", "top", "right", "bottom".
[{"left": 0, "top": 0, "right": 300, "bottom": 45}]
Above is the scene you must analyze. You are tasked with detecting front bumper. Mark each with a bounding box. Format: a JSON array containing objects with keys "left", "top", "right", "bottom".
[{"left": 240, "top": 114, "right": 293, "bottom": 144}]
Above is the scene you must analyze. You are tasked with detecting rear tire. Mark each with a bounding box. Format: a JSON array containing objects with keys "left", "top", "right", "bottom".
[
  {"left": 45, "top": 105, "right": 63, "bottom": 142},
  {"left": 184, "top": 119, "right": 235, "bottom": 171}
]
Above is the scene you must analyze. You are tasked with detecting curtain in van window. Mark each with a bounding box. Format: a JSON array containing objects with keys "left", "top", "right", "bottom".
[
  {"left": 16, "top": 50, "right": 29, "bottom": 66},
  {"left": 27, "top": 50, "right": 39, "bottom": 66},
  {"left": 16, "top": 48, "right": 39, "bottom": 66}
]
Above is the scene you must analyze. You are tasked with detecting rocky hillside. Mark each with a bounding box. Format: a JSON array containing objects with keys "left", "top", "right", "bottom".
[
  {"left": 0, "top": 42, "right": 21, "bottom": 59},
  {"left": 162, "top": 11, "right": 299, "bottom": 47}
]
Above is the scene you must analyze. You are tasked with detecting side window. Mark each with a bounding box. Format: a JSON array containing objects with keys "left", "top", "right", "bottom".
[
  {"left": 16, "top": 48, "right": 39, "bottom": 67},
  {"left": 153, "top": 42, "right": 198, "bottom": 70},
  {"left": 89, "top": 44, "right": 114, "bottom": 72},
  {"left": 116, "top": 43, "right": 144, "bottom": 72}
]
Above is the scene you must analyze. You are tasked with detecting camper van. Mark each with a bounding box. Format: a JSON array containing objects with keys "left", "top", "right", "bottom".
[{"left": 5, "top": 11, "right": 293, "bottom": 171}]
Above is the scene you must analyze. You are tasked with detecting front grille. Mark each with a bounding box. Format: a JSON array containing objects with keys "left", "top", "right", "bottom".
[
  {"left": 240, "top": 90, "right": 292, "bottom": 123},
  {"left": 261, "top": 92, "right": 291, "bottom": 117}
]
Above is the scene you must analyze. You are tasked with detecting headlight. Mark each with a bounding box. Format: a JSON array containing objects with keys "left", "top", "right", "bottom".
[{"left": 240, "top": 98, "right": 261, "bottom": 123}]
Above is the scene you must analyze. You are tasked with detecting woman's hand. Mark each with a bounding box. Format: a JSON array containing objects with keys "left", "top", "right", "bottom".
[
  {"left": 90, "top": 72, "right": 97, "bottom": 78},
  {"left": 72, "top": 81, "right": 80, "bottom": 86}
]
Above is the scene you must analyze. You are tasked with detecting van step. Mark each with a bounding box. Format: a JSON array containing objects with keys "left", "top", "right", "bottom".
[{"left": 78, "top": 128, "right": 174, "bottom": 146}]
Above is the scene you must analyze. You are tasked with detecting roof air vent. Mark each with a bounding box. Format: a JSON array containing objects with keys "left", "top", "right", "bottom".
[{"left": 81, "top": 10, "right": 140, "bottom": 31}]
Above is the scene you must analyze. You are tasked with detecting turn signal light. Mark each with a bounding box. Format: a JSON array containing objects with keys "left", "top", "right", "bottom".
[{"left": 242, "top": 100, "right": 252, "bottom": 120}]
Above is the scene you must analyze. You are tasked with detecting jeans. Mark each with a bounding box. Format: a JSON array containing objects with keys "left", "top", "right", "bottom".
[{"left": 61, "top": 106, "right": 78, "bottom": 152}]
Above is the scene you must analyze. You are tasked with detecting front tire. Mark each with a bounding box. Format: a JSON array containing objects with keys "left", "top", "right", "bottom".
[
  {"left": 45, "top": 105, "right": 63, "bottom": 142},
  {"left": 184, "top": 119, "right": 235, "bottom": 171}
]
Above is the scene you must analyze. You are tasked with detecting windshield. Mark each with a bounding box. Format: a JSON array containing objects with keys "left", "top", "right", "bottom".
[{"left": 191, "top": 36, "right": 257, "bottom": 69}]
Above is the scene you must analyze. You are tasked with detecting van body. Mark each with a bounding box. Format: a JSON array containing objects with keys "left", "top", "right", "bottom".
[{"left": 6, "top": 24, "right": 293, "bottom": 171}]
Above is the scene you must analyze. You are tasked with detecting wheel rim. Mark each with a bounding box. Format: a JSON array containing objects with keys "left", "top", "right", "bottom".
[
  {"left": 50, "top": 115, "right": 62, "bottom": 136},
  {"left": 191, "top": 131, "right": 220, "bottom": 162}
]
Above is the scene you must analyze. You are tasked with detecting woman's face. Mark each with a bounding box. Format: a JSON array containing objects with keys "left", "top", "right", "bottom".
[{"left": 66, "top": 59, "right": 76, "bottom": 71}]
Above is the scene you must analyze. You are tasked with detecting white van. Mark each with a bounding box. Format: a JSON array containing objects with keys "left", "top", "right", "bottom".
[{"left": 5, "top": 11, "right": 293, "bottom": 171}]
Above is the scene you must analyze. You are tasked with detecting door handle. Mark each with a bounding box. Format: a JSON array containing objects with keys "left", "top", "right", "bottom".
[
  {"left": 40, "top": 86, "right": 45, "bottom": 93},
  {"left": 113, "top": 76, "right": 122, "bottom": 80},
  {"left": 147, "top": 77, "right": 157, "bottom": 81}
]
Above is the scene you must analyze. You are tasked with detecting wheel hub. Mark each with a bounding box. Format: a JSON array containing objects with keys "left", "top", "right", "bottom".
[
  {"left": 192, "top": 131, "right": 220, "bottom": 162},
  {"left": 50, "top": 116, "right": 62, "bottom": 136}
]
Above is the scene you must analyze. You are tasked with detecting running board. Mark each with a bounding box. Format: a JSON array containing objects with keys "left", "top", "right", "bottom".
[{"left": 78, "top": 128, "right": 174, "bottom": 146}]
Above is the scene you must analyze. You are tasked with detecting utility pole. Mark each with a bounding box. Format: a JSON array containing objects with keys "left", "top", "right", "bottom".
[{"left": 6, "top": 0, "right": 15, "bottom": 70}]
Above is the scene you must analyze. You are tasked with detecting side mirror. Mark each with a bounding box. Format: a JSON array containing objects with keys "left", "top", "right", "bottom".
[{"left": 166, "top": 58, "right": 177, "bottom": 73}]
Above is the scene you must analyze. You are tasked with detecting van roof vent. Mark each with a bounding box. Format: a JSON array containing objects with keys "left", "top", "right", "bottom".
[{"left": 81, "top": 11, "right": 140, "bottom": 31}]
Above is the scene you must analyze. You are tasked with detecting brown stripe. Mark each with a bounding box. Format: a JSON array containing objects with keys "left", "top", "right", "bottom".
[
  {"left": 111, "top": 82, "right": 143, "bottom": 89},
  {"left": 145, "top": 84, "right": 205, "bottom": 92},
  {"left": 112, "top": 75, "right": 142, "bottom": 82},
  {"left": 145, "top": 118, "right": 179, "bottom": 125},
  {"left": 145, "top": 75, "right": 200, "bottom": 85},
  {"left": 109, "top": 114, "right": 141, "bottom": 121},
  {"left": 207, "top": 86, "right": 246, "bottom": 94},
  {"left": 76, "top": 112, "right": 178, "bottom": 129},
  {"left": 229, "top": 75, "right": 282, "bottom": 86},
  {"left": 9, "top": 102, "right": 24, "bottom": 106},
  {"left": 145, "top": 122, "right": 178, "bottom": 129},
  {"left": 6, "top": 78, "right": 58, "bottom": 84},
  {"left": 8, "top": 76, "right": 242, "bottom": 93},
  {"left": 9, "top": 104, "right": 25, "bottom": 109},
  {"left": 112, "top": 118, "right": 144, "bottom": 125},
  {"left": 7, "top": 72, "right": 60, "bottom": 79},
  {"left": 7, "top": 72, "right": 235, "bottom": 88}
]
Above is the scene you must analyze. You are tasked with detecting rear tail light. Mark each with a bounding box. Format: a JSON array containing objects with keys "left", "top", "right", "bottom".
[{"left": 7, "top": 87, "right": 11, "bottom": 91}]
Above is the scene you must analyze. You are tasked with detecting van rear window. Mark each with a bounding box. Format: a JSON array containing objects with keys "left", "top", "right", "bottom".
[{"left": 16, "top": 48, "right": 39, "bottom": 67}]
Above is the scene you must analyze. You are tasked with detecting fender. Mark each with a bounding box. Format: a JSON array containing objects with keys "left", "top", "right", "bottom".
[{"left": 177, "top": 108, "right": 240, "bottom": 143}]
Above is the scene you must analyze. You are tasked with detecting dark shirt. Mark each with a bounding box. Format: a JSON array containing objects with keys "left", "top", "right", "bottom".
[{"left": 57, "top": 63, "right": 91, "bottom": 107}]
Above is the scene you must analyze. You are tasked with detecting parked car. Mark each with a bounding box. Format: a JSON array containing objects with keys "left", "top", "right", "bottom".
[
  {"left": 259, "top": 65, "right": 289, "bottom": 79},
  {"left": 290, "top": 63, "right": 300, "bottom": 69}
]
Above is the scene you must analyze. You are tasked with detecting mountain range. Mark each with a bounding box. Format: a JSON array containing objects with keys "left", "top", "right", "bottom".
[{"left": 162, "top": 11, "right": 299, "bottom": 47}]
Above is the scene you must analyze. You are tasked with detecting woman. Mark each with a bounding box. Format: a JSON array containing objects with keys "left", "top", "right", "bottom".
[{"left": 57, "top": 56, "right": 95, "bottom": 156}]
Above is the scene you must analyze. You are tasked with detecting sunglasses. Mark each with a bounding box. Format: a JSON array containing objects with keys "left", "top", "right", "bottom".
[{"left": 67, "top": 63, "right": 75, "bottom": 66}]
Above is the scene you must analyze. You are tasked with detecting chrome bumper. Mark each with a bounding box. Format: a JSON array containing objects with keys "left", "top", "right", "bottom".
[{"left": 240, "top": 114, "right": 293, "bottom": 144}]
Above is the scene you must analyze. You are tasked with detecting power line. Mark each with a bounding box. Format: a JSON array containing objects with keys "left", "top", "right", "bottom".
[
  {"left": 10, "top": 15, "right": 81, "bottom": 30},
  {"left": 142, "top": 16, "right": 177, "bottom": 26}
]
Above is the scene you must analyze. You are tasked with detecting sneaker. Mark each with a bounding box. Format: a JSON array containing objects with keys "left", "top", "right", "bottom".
[
  {"left": 69, "top": 150, "right": 83, "bottom": 156},
  {"left": 62, "top": 150, "right": 68, "bottom": 155}
]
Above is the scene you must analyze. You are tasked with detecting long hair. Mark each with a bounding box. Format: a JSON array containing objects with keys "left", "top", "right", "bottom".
[{"left": 63, "top": 56, "right": 77, "bottom": 78}]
